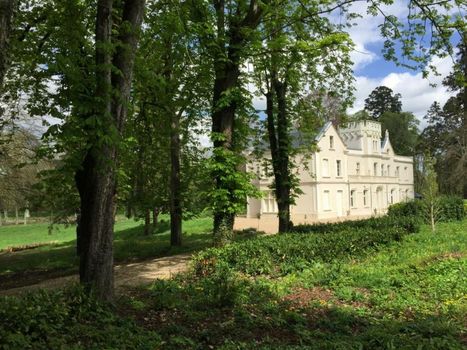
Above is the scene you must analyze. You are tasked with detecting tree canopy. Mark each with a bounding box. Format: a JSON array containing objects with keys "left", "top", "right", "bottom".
[{"left": 365, "top": 86, "right": 402, "bottom": 119}]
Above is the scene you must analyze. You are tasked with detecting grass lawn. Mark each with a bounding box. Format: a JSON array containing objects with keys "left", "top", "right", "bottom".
[
  {"left": 0, "top": 216, "right": 214, "bottom": 279},
  {"left": 121, "top": 219, "right": 466, "bottom": 349},
  {"left": 0, "top": 219, "right": 465, "bottom": 349},
  {"left": 0, "top": 217, "right": 141, "bottom": 250}
]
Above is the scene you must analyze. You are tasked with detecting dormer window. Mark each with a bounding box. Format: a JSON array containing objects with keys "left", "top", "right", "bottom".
[{"left": 330, "top": 136, "right": 334, "bottom": 149}]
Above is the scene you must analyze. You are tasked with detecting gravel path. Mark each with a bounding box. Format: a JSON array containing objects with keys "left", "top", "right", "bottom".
[{"left": 0, "top": 253, "right": 192, "bottom": 296}]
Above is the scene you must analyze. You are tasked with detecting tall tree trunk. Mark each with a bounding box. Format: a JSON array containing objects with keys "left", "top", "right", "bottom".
[
  {"left": 152, "top": 207, "right": 159, "bottom": 227},
  {"left": 144, "top": 208, "right": 151, "bottom": 235},
  {"left": 210, "top": 0, "right": 262, "bottom": 244},
  {"left": 76, "top": 0, "right": 114, "bottom": 301},
  {"left": 461, "top": 35, "right": 467, "bottom": 198},
  {"left": 75, "top": 0, "right": 145, "bottom": 302},
  {"left": 15, "top": 206, "right": 18, "bottom": 225},
  {"left": 273, "top": 79, "right": 292, "bottom": 233},
  {"left": 0, "top": 0, "right": 15, "bottom": 91},
  {"left": 170, "top": 110, "right": 182, "bottom": 246},
  {"left": 211, "top": 63, "right": 238, "bottom": 244},
  {"left": 163, "top": 35, "right": 182, "bottom": 247}
]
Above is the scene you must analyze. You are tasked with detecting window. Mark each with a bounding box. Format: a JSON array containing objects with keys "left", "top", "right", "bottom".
[
  {"left": 322, "top": 159, "right": 329, "bottom": 177},
  {"left": 387, "top": 165, "right": 390, "bottom": 176},
  {"left": 381, "top": 164, "right": 385, "bottom": 176},
  {"left": 350, "top": 190, "right": 356, "bottom": 207},
  {"left": 262, "top": 191, "right": 278, "bottom": 213},
  {"left": 323, "top": 190, "right": 330, "bottom": 210},
  {"left": 330, "top": 135, "right": 334, "bottom": 149},
  {"left": 363, "top": 189, "right": 368, "bottom": 206},
  {"left": 390, "top": 189, "right": 395, "bottom": 204},
  {"left": 373, "top": 140, "right": 378, "bottom": 152},
  {"left": 336, "top": 160, "right": 342, "bottom": 177},
  {"left": 405, "top": 189, "right": 409, "bottom": 201},
  {"left": 396, "top": 166, "right": 400, "bottom": 177},
  {"left": 374, "top": 162, "right": 378, "bottom": 176},
  {"left": 356, "top": 162, "right": 360, "bottom": 175}
]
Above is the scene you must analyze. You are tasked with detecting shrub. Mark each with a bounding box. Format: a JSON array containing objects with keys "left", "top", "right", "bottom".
[
  {"left": 387, "top": 201, "right": 422, "bottom": 218},
  {"left": 388, "top": 196, "right": 464, "bottom": 223},
  {"left": 292, "top": 216, "right": 421, "bottom": 235},
  {"left": 437, "top": 196, "right": 465, "bottom": 221},
  {"left": 0, "top": 286, "right": 161, "bottom": 349},
  {"left": 193, "top": 224, "right": 409, "bottom": 277}
]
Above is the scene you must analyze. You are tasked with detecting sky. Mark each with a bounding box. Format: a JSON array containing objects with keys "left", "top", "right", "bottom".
[
  {"left": 21, "top": 1, "right": 461, "bottom": 136},
  {"left": 251, "top": 1, "right": 459, "bottom": 129},
  {"left": 340, "top": 1, "right": 457, "bottom": 127}
]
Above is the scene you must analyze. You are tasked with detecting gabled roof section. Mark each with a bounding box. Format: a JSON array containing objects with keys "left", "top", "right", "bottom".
[
  {"left": 315, "top": 121, "right": 347, "bottom": 149},
  {"left": 314, "top": 121, "right": 333, "bottom": 142},
  {"left": 381, "top": 129, "right": 395, "bottom": 155}
]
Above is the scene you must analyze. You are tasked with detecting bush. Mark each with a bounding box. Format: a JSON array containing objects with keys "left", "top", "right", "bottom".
[
  {"left": 387, "top": 201, "right": 422, "bottom": 218},
  {"left": 0, "top": 286, "right": 161, "bottom": 349},
  {"left": 388, "top": 196, "right": 465, "bottom": 223},
  {"left": 193, "top": 223, "right": 409, "bottom": 278},
  {"left": 437, "top": 196, "right": 465, "bottom": 221},
  {"left": 292, "top": 216, "right": 421, "bottom": 235}
]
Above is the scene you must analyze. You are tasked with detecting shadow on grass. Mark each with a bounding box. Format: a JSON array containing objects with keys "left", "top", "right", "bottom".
[
  {"left": 0, "top": 218, "right": 271, "bottom": 290},
  {"left": 0, "top": 221, "right": 214, "bottom": 288},
  {"left": 121, "top": 273, "right": 465, "bottom": 349}
]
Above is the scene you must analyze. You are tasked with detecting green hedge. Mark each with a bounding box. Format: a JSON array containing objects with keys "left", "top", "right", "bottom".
[
  {"left": 193, "top": 223, "right": 411, "bottom": 277},
  {"left": 292, "top": 216, "right": 421, "bottom": 235},
  {"left": 437, "top": 196, "right": 465, "bottom": 221},
  {"left": 388, "top": 196, "right": 465, "bottom": 222},
  {"left": 387, "top": 200, "right": 422, "bottom": 218}
]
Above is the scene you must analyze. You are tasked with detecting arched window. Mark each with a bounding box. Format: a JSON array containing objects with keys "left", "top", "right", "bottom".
[{"left": 390, "top": 189, "right": 395, "bottom": 204}]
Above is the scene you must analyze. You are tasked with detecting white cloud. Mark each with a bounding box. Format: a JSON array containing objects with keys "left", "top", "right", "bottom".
[
  {"left": 342, "top": 1, "right": 407, "bottom": 72},
  {"left": 348, "top": 56, "right": 454, "bottom": 127}
]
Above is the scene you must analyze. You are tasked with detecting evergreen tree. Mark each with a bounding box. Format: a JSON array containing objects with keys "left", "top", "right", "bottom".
[{"left": 364, "top": 86, "right": 402, "bottom": 119}]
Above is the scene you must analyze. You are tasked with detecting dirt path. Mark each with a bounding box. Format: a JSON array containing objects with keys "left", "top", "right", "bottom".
[{"left": 0, "top": 253, "right": 192, "bottom": 296}]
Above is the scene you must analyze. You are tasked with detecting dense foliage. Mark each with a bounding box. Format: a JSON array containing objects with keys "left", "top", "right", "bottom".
[
  {"left": 388, "top": 197, "right": 465, "bottom": 222},
  {"left": 193, "top": 216, "right": 416, "bottom": 277},
  {"left": 292, "top": 215, "right": 421, "bottom": 235},
  {"left": 0, "top": 286, "right": 161, "bottom": 349},
  {"left": 145, "top": 220, "right": 466, "bottom": 349},
  {"left": 1, "top": 220, "right": 465, "bottom": 349}
]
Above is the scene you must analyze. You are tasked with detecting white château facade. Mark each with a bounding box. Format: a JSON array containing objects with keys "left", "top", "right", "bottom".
[{"left": 235, "top": 120, "right": 415, "bottom": 233}]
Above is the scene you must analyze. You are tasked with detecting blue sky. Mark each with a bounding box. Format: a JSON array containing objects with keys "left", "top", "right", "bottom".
[
  {"left": 248, "top": 2, "right": 459, "bottom": 129},
  {"left": 343, "top": 1, "right": 459, "bottom": 126}
]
